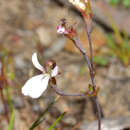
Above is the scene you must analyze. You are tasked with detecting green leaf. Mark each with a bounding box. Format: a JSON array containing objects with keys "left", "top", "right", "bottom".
[
  {"left": 123, "top": 40, "right": 130, "bottom": 51},
  {"left": 5, "top": 86, "right": 13, "bottom": 113},
  {"left": 93, "top": 56, "right": 108, "bottom": 66},
  {"left": 88, "top": 84, "right": 93, "bottom": 93},
  {"left": 122, "top": 0, "right": 130, "bottom": 7},
  {"left": 105, "top": 34, "right": 117, "bottom": 49},
  {"left": 8, "top": 111, "right": 15, "bottom": 130},
  {"left": 6, "top": 72, "right": 15, "bottom": 81},
  {"left": 110, "top": 0, "right": 120, "bottom": 5},
  {"left": 29, "top": 97, "right": 59, "bottom": 130},
  {"left": 5, "top": 86, "right": 15, "bottom": 130},
  {"left": 48, "top": 112, "right": 66, "bottom": 130}
]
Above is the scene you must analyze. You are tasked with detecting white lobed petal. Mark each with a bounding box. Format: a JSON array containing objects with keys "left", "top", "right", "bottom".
[
  {"left": 22, "top": 74, "right": 50, "bottom": 98},
  {"left": 32, "top": 52, "right": 44, "bottom": 72},
  {"left": 51, "top": 66, "right": 58, "bottom": 77}
]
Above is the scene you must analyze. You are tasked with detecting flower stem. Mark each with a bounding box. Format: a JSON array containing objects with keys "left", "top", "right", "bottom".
[
  {"left": 53, "top": 85, "right": 86, "bottom": 97},
  {"left": 85, "top": 24, "right": 94, "bottom": 68},
  {"left": 71, "top": 36, "right": 102, "bottom": 130},
  {"left": 73, "top": 37, "right": 95, "bottom": 91},
  {"left": 84, "top": 17, "right": 102, "bottom": 130}
]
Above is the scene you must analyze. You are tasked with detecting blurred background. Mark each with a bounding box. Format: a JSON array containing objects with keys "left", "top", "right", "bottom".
[{"left": 0, "top": 0, "right": 130, "bottom": 130}]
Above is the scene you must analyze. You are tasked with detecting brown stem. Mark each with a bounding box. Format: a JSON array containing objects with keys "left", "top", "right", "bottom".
[
  {"left": 0, "top": 89, "right": 9, "bottom": 123},
  {"left": 71, "top": 36, "right": 102, "bottom": 130},
  {"left": 72, "top": 37, "right": 95, "bottom": 91},
  {"left": 85, "top": 24, "right": 94, "bottom": 68},
  {"left": 95, "top": 97, "right": 102, "bottom": 130},
  {"left": 90, "top": 96, "right": 102, "bottom": 130},
  {"left": 52, "top": 85, "right": 86, "bottom": 97},
  {"left": 84, "top": 21, "right": 102, "bottom": 130}
]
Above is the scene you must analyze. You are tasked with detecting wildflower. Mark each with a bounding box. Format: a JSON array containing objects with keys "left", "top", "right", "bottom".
[
  {"left": 69, "top": 0, "right": 86, "bottom": 10},
  {"left": 57, "top": 25, "right": 69, "bottom": 34},
  {"left": 57, "top": 19, "right": 68, "bottom": 35},
  {"left": 21, "top": 53, "right": 59, "bottom": 99},
  {"left": 57, "top": 19, "right": 76, "bottom": 40}
]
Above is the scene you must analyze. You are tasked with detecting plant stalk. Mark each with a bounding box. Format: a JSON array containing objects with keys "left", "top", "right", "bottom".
[{"left": 72, "top": 36, "right": 102, "bottom": 130}]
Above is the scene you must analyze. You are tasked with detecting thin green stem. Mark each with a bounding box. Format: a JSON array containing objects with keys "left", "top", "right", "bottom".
[
  {"left": 29, "top": 97, "right": 59, "bottom": 130},
  {"left": 0, "top": 89, "right": 9, "bottom": 123},
  {"left": 48, "top": 112, "right": 66, "bottom": 130}
]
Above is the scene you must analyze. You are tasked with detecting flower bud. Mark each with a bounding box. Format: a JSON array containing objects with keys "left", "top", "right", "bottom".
[{"left": 46, "top": 60, "right": 56, "bottom": 70}]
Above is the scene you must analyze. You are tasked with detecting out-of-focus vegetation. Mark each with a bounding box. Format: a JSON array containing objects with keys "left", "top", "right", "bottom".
[
  {"left": 93, "top": 2, "right": 130, "bottom": 66},
  {"left": 0, "top": 52, "right": 14, "bottom": 130},
  {"left": 48, "top": 112, "right": 66, "bottom": 130},
  {"left": 93, "top": 56, "right": 108, "bottom": 66},
  {"left": 30, "top": 96, "right": 61, "bottom": 130},
  {"left": 92, "top": 30, "right": 130, "bottom": 66},
  {"left": 106, "top": 33, "right": 130, "bottom": 66},
  {"left": 105, "top": 6, "right": 130, "bottom": 66},
  {"left": 92, "top": 29, "right": 130, "bottom": 66},
  {"left": 110, "top": 0, "right": 130, "bottom": 7}
]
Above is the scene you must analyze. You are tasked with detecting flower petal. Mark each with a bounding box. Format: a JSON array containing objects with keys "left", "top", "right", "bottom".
[
  {"left": 22, "top": 74, "right": 50, "bottom": 98},
  {"left": 51, "top": 66, "right": 58, "bottom": 77},
  {"left": 69, "top": 0, "right": 86, "bottom": 10},
  {"left": 32, "top": 52, "right": 44, "bottom": 72},
  {"left": 57, "top": 25, "right": 65, "bottom": 34},
  {"left": 57, "top": 25, "right": 69, "bottom": 34}
]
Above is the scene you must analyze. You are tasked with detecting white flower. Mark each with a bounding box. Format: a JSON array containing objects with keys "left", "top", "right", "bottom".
[
  {"left": 21, "top": 53, "right": 58, "bottom": 99},
  {"left": 69, "top": 0, "right": 86, "bottom": 10}
]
